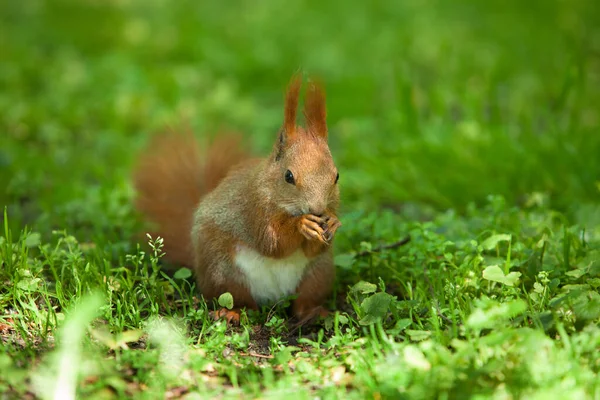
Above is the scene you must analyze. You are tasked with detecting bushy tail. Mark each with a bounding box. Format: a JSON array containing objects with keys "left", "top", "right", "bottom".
[{"left": 132, "top": 131, "right": 248, "bottom": 267}]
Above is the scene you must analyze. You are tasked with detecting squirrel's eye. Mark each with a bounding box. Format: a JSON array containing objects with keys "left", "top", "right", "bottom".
[
  {"left": 335, "top": 172, "right": 339, "bottom": 184},
  {"left": 284, "top": 169, "right": 295, "bottom": 185}
]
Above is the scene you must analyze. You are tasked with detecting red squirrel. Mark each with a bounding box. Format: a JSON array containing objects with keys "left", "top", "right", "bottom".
[{"left": 132, "top": 75, "right": 341, "bottom": 325}]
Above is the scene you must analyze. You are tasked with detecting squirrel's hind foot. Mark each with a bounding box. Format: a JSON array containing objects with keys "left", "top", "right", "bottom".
[{"left": 210, "top": 308, "right": 242, "bottom": 326}]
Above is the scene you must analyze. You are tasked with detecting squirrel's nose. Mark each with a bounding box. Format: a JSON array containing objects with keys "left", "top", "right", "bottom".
[{"left": 309, "top": 205, "right": 326, "bottom": 217}]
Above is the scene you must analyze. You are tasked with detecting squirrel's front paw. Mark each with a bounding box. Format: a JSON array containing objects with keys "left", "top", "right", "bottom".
[
  {"left": 321, "top": 214, "right": 341, "bottom": 243},
  {"left": 299, "top": 214, "right": 328, "bottom": 244}
]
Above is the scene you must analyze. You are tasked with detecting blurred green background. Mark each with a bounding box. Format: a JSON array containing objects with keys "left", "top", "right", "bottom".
[{"left": 1, "top": 0, "right": 599, "bottom": 241}]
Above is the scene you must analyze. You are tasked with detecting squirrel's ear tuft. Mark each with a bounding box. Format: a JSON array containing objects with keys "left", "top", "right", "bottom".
[
  {"left": 274, "top": 73, "right": 302, "bottom": 160},
  {"left": 303, "top": 79, "right": 327, "bottom": 139},
  {"left": 283, "top": 73, "right": 302, "bottom": 140}
]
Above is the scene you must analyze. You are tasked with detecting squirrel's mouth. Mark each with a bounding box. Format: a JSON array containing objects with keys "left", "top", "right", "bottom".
[
  {"left": 280, "top": 204, "right": 307, "bottom": 217},
  {"left": 290, "top": 209, "right": 306, "bottom": 217}
]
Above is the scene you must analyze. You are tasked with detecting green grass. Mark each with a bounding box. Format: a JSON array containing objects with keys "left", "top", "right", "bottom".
[{"left": 1, "top": 0, "right": 600, "bottom": 398}]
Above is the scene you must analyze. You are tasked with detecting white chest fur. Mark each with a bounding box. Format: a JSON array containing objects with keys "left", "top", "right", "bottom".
[{"left": 234, "top": 245, "right": 310, "bottom": 305}]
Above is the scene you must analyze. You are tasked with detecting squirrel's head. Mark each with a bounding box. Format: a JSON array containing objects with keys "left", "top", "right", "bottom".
[{"left": 264, "top": 74, "right": 340, "bottom": 217}]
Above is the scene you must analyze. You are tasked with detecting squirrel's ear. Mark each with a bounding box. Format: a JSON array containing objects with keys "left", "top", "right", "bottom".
[
  {"left": 282, "top": 74, "right": 302, "bottom": 141},
  {"left": 274, "top": 74, "right": 302, "bottom": 160},
  {"left": 303, "top": 79, "right": 327, "bottom": 139}
]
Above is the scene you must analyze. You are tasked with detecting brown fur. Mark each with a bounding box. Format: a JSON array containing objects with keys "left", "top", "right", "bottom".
[
  {"left": 303, "top": 79, "right": 328, "bottom": 138},
  {"left": 292, "top": 253, "right": 336, "bottom": 320},
  {"left": 132, "top": 130, "right": 248, "bottom": 266},
  {"left": 132, "top": 75, "right": 340, "bottom": 323},
  {"left": 283, "top": 73, "right": 302, "bottom": 139}
]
